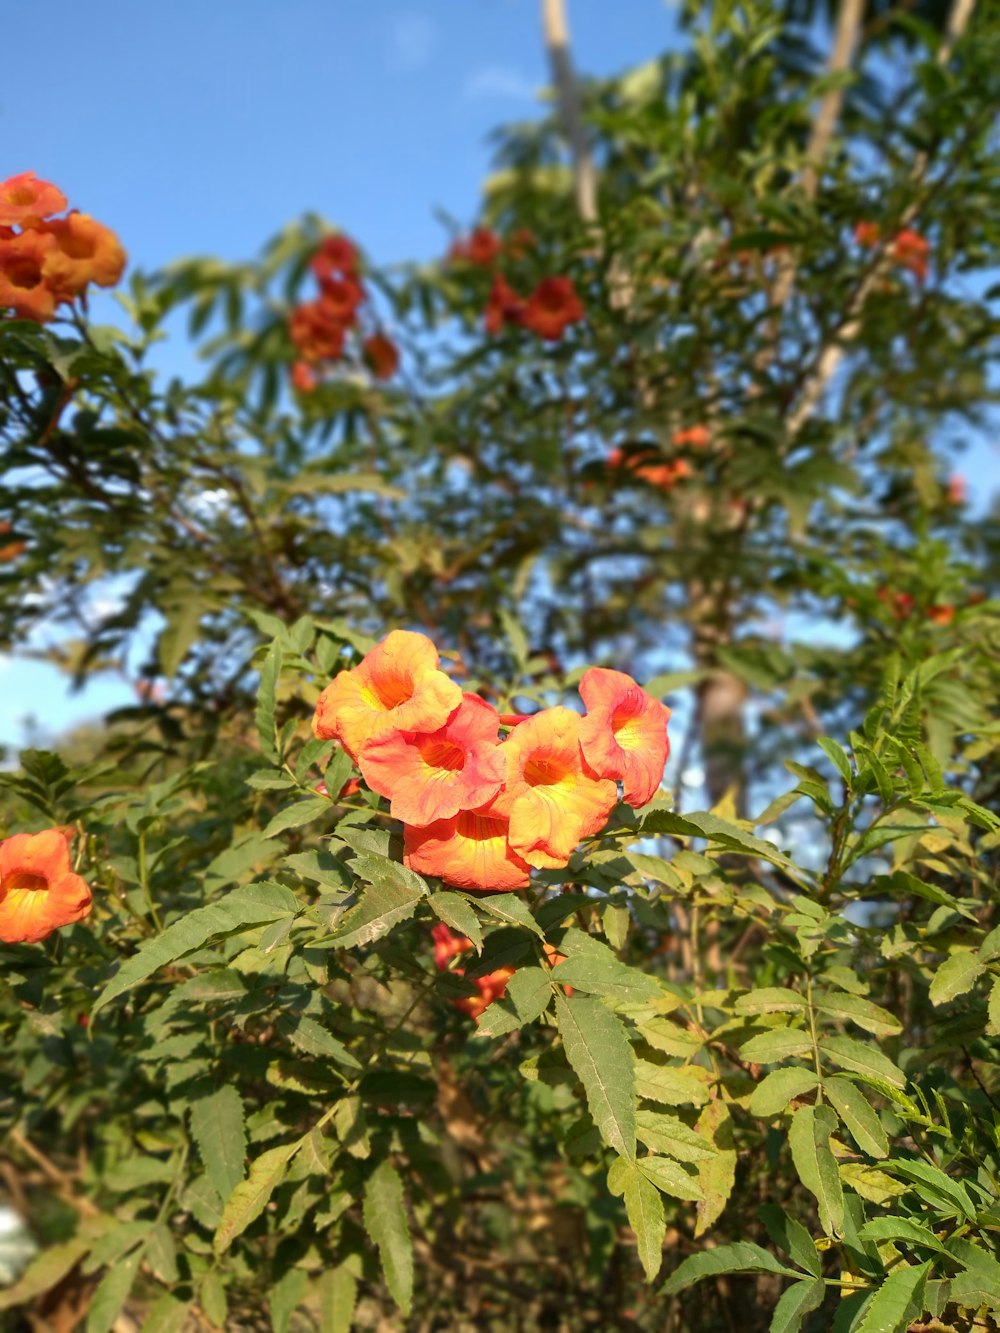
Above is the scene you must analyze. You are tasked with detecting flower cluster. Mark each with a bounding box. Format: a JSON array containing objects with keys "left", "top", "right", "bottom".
[
  {"left": 449, "top": 224, "right": 584, "bottom": 342},
  {"left": 606, "top": 424, "right": 714, "bottom": 493},
  {"left": 288, "top": 233, "right": 399, "bottom": 392},
  {"left": 312, "top": 630, "right": 670, "bottom": 892},
  {"left": 854, "top": 221, "right": 930, "bottom": 282},
  {"left": 0, "top": 172, "right": 126, "bottom": 323},
  {"left": 0, "top": 828, "right": 93, "bottom": 945},
  {"left": 431, "top": 923, "right": 568, "bottom": 1020}
]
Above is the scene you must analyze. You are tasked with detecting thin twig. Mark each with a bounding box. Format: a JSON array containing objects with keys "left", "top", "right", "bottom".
[{"left": 541, "top": 0, "right": 598, "bottom": 225}]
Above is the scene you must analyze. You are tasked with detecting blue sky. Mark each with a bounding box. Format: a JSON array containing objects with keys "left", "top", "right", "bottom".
[{"left": 1, "top": 0, "right": 682, "bottom": 750}]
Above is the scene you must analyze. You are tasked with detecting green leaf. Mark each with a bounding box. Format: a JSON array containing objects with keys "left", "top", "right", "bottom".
[
  {"left": 429, "top": 891, "right": 483, "bottom": 953},
  {"left": 661, "top": 1242, "right": 797, "bottom": 1296},
  {"left": 94, "top": 881, "right": 299, "bottom": 1015},
  {"left": 555, "top": 994, "right": 636, "bottom": 1160},
  {"left": 363, "top": 1162, "right": 413, "bottom": 1316},
  {"left": 750, "top": 1068, "right": 821, "bottom": 1118},
  {"left": 638, "top": 1156, "right": 703, "bottom": 1202},
  {"left": 625, "top": 1167, "right": 667, "bottom": 1281},
  {"left": 279, "top": 1014, "right": 363, "bottom": 1069},
  {"left": 262, "top": 796, "right": 331, "bottom": 838},
  {"left": 475, "top": 892, "right": 545, "bottom": 939},
  {"left": 817, "top": 737, "right": 853, "bottom": 785},
  {"left": 769, "top": 1278, "right": 826, "bottom": 1333},
  {"left": 635, "top": 1059, "right": 713, "bottom": 1107},
  {"left": 315, "top": 1264, "right": 358, "bottom": 1333},
  {"left": 818, "top": 1037, "right": 906, "bottom": 1089},
  {"left": 159, "top": 597, "right": 205, "bottom": 679},
  {"left": 880, "top": 1159, "right": 975, "bottom": 1221},
  {"left": 551, "top": 947, "right": 662, "bottom": 1001},
  {"left": 190, "top": 1085, "right": 246, "bottom": 1202},
  {"left": 815, "top": 993, "right": 902, "bottom": 1037},
  {"left": 0, "top": 1233, "right": 95, "bottom": 1313},
  {"left": 788, "top": 1105, "right": 844, "bottom": 1237},
  {"left": 86, "top": 1249, "right": 142, "bottom": 1333},
  {"left": 640, "top": 808, "right": 808, "bottom": 883},
  {"left": 269, "top": 1267, "right": 308, "bottom": 1333},
  {"left": 214, "top": 1139, "right": 302, "bottom": 1253},
  {"left": 635, "top": 1110, "right": 717, "bottom": 1163},
  {"left": 693, "top": 1099, "right": 736, "bottom": 1237},
  {"left": 255, "top": 639, "right": 281, "bottom": 762},
  {"left": 324, "top": 876, "right": 425, "bottom": 951},
  {"left": 857, "top": 1218, "right": 949, "bottom": 1256},
  {"left": 741, "top": 1028, "right": 813, "bottom": 1063},
  {"left": 928, "top": 949, "right": 985, "bottom": 1005},
  {"left": 823, "top": 1077, "right": 888, "bottom": 1159},
  {"left": 734, "top": 988, "right": 808, "bottom": 1015},
  {"left": 855, "top": 1262, "right": 930, "bottom": 1333},
  {"left": 475, "top": 965, "right": 553, "bottom": 1038},
  {"left": 759, "top": 1205, "right": 822, "bottom": 1277}
]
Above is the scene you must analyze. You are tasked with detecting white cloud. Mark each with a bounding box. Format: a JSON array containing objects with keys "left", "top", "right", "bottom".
[
  {"left": 386, "top": 12, "right": 435, "bottom": 72},
  {"left": 463, "top": 65, "right": 537, "bottom": 103}
]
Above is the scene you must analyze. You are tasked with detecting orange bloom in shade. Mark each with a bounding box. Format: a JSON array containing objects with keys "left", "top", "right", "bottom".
[
  {"left": 673, "top": 425, "right": 711, "bottom": 449},
  {"left": 484, "top": 274, "right": 524, "bottom": 335},
  {"left": 927, "top": 604, "right": 955, "bottom": 626},
  {"left": 890, "top": 229, "right": 929, "bottom": 282},
  {"left": 404, "top": 804, "right": 531, "bottom": 891},
  {"left": 854, "top": 221, "right": 880, "bottom": 249},
  {"left": 0, "top": 172, "right": 67, "bottom": 225},
  {"left": 318, "top": 274, "right": 364, "bottom": 327},
  {"left": 464, "top": 226, "right": 502, "bottom": 266},
  {"left": 359, "top": 693, "right": 506, "bottom": 826},
  {"left": 520, "top": 276, "right": 584, "bottom": 341},
  {"left": 608, "top": 448, "right": 689, "bottom": 491},
  {"left": 506, "top": 227, "right": 537, "bottom": 259},
  {"left": 289, "top": 301, "right": 346, "bottom": 361},
  {"left": 456, "top": 964, "right": 516, "bottom": 1019},
  {"left": 578, "top": 667, "right": 671, "bottom": 808},
  {"left": 311, "top": 234, "right": 359, "bottom": 282},
  {"left": 39, "top": 212, "right": 126, "bottom": 296},
  {"left": 493, "top": 707, "right": 617, "bottom": 869},
  {"left": 363, "top": 331, "right": 400, "bottom": 380},
  {"left": 0, "top": 228, "right": 57, "bottom": 321},
  {"left": 313, "top": 629, "right": 463, "bottom": 761},
  {"left": 291, "top": 360, "right": 318, "bottom": 393},
  {"left": 0, "top": 829, "right": 92, "bottom": 945},
  {"left": 432, "top": 921, "right": 472, "bottom": 969}
]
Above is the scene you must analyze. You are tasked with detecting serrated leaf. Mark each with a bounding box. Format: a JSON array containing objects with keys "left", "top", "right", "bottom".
[
  {"left": 769, "top": 1278, "right": 826, "bottom": 1333},
  {"left": 818, "top": 1037, "right": 906, "bottom": 1089},
  {"left": 190, "top": 1085, "right": 246, "bottom": 1202},
  {"left": 270, "top": 1267, "right": 308, "bottom": 1333},
  {"left": 788, "top": 1104, "right": 843, "bottom": 1237},
  {"left": 635, "top": 1109, "right": 717, "bottom": 1163},
  {"left": 551, "top": 948, "right": 661, "bottom": 1001},
  {"left": 635, "top": 1059, "right": 713, "bottom": 1107},
  {"left": 881, "top": 1159, "right": 975, "bottom": 1220},
  {"left": 694, "top": 1099, "right": 736, "bottom": 1236},
  {"left": 262, "top": 796, "right": 331, "bottom": 838},
  {"left": 255, "top": 640, "right": 281, "bottom": 762},
  {"left": 363, "top": 1162, "right": 413, "bottom": 1315},
  {"left": 928, "top": 949, "right": 984, "bottom": 1005},
  {"left": 817, "top": 737, "right": 853, "bottom": 784},
  {"left": 315, "top": 1264, "right": 358, "bottom": 1333},
  {"left": 823, "top": 1077, "right": 888, "bottom": 1159},
  {"left": 476, "top": 892, "right": 545, "bottom": 938},
  {"left": 638, "top": 1156, "right": 703, "bottom": 1201},
  {"left": 741, "top": 1028, "right": 813, "bottom": 1063},
  {"left": 759, "top": 1205, "right": 822, "bottom": 1277},
  {"left": 214, "top": 1139, "right": 302, "bottom": 1253},
  {"left": 94, "top": 882, "right": 299, "bottom": 1015},
  {"left": 750, "top": 1067, "right": 821, "bottom": 1118},
  {"left": 430, "top": 891, "right": 483, "bottom": 953},
  {"left": 625, "top": 1167, "right": 667, "bottom": 1281},
  {"left": 279, "top": 1014, "right": 362, "bottom": 1069},
  {"left": 858, "top": 1218, "right": 949, "bottom": 1256},
  {"left": 734, "top": 988, "right": 808, "bottom": 1014},
  {"left": 475, "top": 965, "right": 553, "bottom": 1037},
  {"left": 86, "top": 1249, "right": 142, "bottom": 1333},
  {"left": 661, "top": 1242, "right": 797, "bottom": 1296},
  {"left": 324, "top": 876, "right": 424, "bottom": 950},
  {"left": 0, "top": 1233, "right": 95, "bottom": 1313},
  {"left": 855, "top": 1262, "right": 930, "bottom": 1332},
  {"left": 815, "top": 993, "right": 902, "bottom": 1037},
  {"left": 555, "top": 994, "right": 636, "bottom": 1160}
]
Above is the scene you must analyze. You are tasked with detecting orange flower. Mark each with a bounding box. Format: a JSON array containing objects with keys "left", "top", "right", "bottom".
[
  {"left": 0, "top": 172, "right": 67, "bottom": 225},
  {"left": 926, "top": 604, "right": 955, "bottom": 625},
  {"left": 404, "top": 803, "right": 531, "bottom": 891},
  {"left": 313, "top": 629, "right": 463, "bottom": 760},
  {"left": 0, "top": 540, "right": 27, "bottom": 561},
  {"left": 506, "top": 227, "right": 537, "bottom": 259},
  {"left": 431, "top": 921, "right": 472, "bottom": 969},
  {"left": 291, "top": 360, "right": 318, "bottom": 393},
  {"left": 484, "top": 274, "right": 524, "bottom": 335},
  {"left": 363, "top": 332, "right": 400, "bottom": 380},
  {"left": 673, "top": 425, "right": 711, "bottom": 449},
  {"left": 520, "top": 277, "right": 584, "bottom": 341},
  {"left": 359, "top": 693, "right": 506, "bottom": 826},
  {"left": 289, "top": 301, "right": 346, "bottom": 362},
  {"left": 0, "top": 228, "right": 58, "bottom": 321},
  {"left": 876, "top": 587, "right": 915, "bottom": 619},
  {"left": 0, "top": 829, "right": 92, "bottom": 944},
  {"left": 318, "top": 274, "right": 364, "bottom": 327},
  {"left": 608, "top": 447, "right": 689, "bottom": 490},
  {"left": 39, "top": 212, "right": 126, "bottom": 296},
  {"left": 492, "top": 707, "right": 617, "bottom": 869},
  {"left": 854, "top": 221, "right": 880, "bottom": 249},
  {"left": 465, "top": 227, "right": 502, "bottom": 266},
  {"left": 311, "top": 234, "right": 359, "bottom": 282},
  {"left": 579, "top": 667, "right": 671, "bottom": 808},
  {"left": 456, "top": 964, "right": 516, "bottom": 1019},
  {"left": 890, "top": 229, "right": 929, "bottom": 282}
]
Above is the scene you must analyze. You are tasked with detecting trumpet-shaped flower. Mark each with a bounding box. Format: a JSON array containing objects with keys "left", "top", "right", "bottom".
[
  {"left": 404, "top": 803, "right": 531, "bottom": 891},
  {"left": 318, "top": 274, "right": 364, "bottom": 327},
  {"left": 363, "top": 332, "right": 399, "bottom": 380},
  {"left": 431, "top": 921, "right": 472, "bottom": 969},
  {"left": 40, "top": 212, "right": 126, "bottom": 296},
  {"left": 578, "top": 668, "right": 671, "bottom": 808},
  {"left": 289, "top": 301, "right": 346, "bottom": 361},
  {"left": 520, "top": 277, "right": 584, "bottom": 341},
  {"left": 359, "top": 693, "right": 505, "bottom": 826},
  {"left": 484, "top": 274, "right": 524, "bottom": 335},
  {"left": 311, "top": 234, "right": 359, "bottom": 281},
  {"left": 0, "top": 228, "right": 57, "bottom": 321},
  {"left": 313, "top": 629, "right": 463, "bottom": 760},
  {"left": 0, "top": 829, "right": 92, "bottom": 944},
  {"left": 493, "top": 707, "right": 617, "bottom": 868},
  {"left": 456, "top": 964, "right": 516, "bottom": 1018},
  {"left": 0, "top": 172, "right": 67, "bottom": 225}
]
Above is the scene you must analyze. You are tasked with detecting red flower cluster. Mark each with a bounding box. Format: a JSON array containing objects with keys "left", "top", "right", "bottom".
[
  {"left": 311, "top": 630, "right": 670, "bottom": 892},
  {"left": 0, "top": 172, "right": 126, "bottom": 323},
  {"left": 854, "top": 221, "right": 930, "bottom": 282},
  {"left": 875, "top": 587, "right": 955, "bottom": 625},
  {"left": 607, "top": 446, "right": 691, "bottom": 492},
  {"left": 431, "top": 924, "right": 568, "bottom": 1020},
  {"left": 0, "top": 828, "right": 92, "bottom": 945},
  {"left": 288, "top": 233, "right": 399, "bottom": 391},
  {"left": 448, "top": 224, "right": 583, "bottom": 342}
]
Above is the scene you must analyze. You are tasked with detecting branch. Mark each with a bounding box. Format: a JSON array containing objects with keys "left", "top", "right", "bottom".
[{"left": 541, "top": 0, "right": 598, "bottom": 225}]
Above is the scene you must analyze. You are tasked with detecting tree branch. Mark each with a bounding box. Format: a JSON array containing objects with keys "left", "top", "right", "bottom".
[{"left": 541, "top": 0, "right": 598, "bottom": 225}]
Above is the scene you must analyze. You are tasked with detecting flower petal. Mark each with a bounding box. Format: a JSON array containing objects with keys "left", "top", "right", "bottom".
[
  {"left": 579, "top": 667, "right": 671, "bottom": 808},
  {"left": 404, "top": 806, "right": 531, "bottom": 892}
]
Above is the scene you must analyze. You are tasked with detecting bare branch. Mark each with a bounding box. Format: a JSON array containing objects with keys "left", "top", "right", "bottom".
[{"left": 541, "top": 0, "right": 598, "bottom": 224}]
